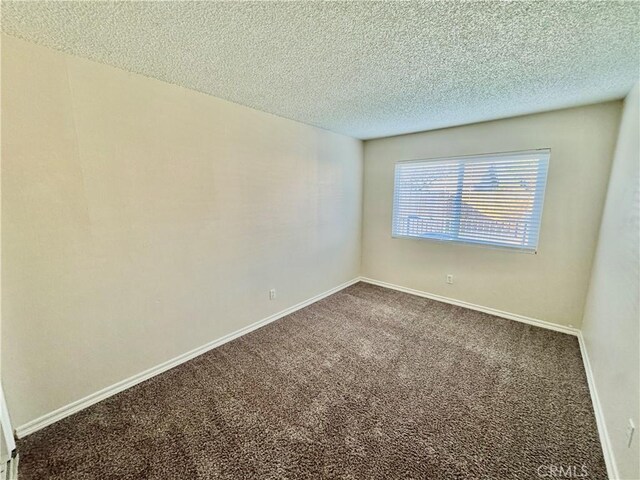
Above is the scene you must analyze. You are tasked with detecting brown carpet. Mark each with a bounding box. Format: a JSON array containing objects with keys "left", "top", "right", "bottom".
[{"left": 17, "top": 282, "right": 606, "bottom": 479}]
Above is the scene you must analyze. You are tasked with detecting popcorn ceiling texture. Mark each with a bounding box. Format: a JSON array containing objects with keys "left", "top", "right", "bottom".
[{"left": 1, "top": 1, "right": 638, "bottom": 139}]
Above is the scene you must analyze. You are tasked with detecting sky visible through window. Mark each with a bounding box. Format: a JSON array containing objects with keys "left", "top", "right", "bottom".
[{"left": 392, "top": 150, "right": 550, "bottom": 252}]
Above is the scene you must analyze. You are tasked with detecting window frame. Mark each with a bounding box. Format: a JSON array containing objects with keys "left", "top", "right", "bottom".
[{"left": 391, "top": 149, "right": 550, "bottom": 254}]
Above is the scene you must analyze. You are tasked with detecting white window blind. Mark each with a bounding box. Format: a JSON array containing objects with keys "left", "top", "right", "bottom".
[{"left": 392, "top": 149, "right": 550, "bottom": 252}]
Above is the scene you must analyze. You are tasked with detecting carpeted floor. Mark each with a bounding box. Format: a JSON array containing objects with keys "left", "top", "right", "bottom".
[{"left": 17, "top": 282, "right": 606, "bottom": 479}]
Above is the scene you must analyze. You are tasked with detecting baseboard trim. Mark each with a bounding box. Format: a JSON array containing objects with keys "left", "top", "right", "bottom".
[
  {"left": 358, "top": 277, "right": 580, "bottom": 336},
  {"left": 16, "top": 275, "right": 615, "bottom": 480},
  {"left": 359, "top": 276, "right": 619, "bottom": 476},
  {"left": 577, "top": 332, "right": 618, "bottom": 480},
  {"left": 15, "top": 277, "right": 360, "bottom": 438}
]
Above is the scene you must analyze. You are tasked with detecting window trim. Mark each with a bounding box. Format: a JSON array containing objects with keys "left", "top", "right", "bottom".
[{"left": 391, "top": 148, "right": 550, "bottom": 254}]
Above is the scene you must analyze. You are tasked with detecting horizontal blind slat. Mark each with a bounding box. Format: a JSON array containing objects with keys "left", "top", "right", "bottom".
[{"left": 392, "top": 150, "right": 549, "bottom": 250}]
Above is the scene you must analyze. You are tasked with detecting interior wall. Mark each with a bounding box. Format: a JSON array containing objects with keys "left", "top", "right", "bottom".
[
  {"left": 361, "top": 102, "right": 622, "bottom": 328},
  {"left": 581, "top": 83, "right": 639, "bottom": 480},
  {"left": 0, "top": 33, "right": 4, "bottom": 441},
  {"left": 0, "top": 36, "right": 363, "bottom": 428}
]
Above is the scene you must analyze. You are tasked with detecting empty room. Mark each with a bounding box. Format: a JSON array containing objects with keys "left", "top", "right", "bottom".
[{"left": 0, "top": 1, "right": 638, "bottom": 479}]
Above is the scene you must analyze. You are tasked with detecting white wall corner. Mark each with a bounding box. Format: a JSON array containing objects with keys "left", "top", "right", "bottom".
[{"left": 577, "top": 333, "right": 619, "bottom": 480}]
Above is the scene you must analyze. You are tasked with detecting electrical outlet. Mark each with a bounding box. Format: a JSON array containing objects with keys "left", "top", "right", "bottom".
[
  {"left": 627, "top": 419, "right": 635, "bottom": 448},
  {"left": 269, "top": 289, "right": 276, "bottom": 300},
  {"left": 446, "top": 274, "right": 454, "bottom": 284}
]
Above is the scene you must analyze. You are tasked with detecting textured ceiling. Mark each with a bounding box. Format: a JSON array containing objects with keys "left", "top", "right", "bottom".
[{"left": 2, "top": 1, "right": 639, "bottom": 139}]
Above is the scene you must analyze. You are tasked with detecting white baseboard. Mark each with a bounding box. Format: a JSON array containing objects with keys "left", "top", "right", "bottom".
[
  {"left": 360, "top": 276, "right": 617, "bottom": 478},
  {"left": 577, "top": 332, "right": 618, "bottom": 480},
  {"left": 16, "top": 275, "right": 616, "bottom": 480},
  {"left": 15, "top": 277, "right": 360, "bottom": 438},
  {"left": 359, "top": 277, "right": 580, "bottom": 336}
]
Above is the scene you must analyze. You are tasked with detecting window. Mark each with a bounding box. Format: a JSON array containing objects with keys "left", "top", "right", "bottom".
[{"left": 392, "top": 149, "right": 550, "bottom": 253}]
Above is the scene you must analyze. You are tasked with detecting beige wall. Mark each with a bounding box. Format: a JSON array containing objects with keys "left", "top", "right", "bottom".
[
  {"left": 0, "top": 36, "right": 362, "bottom": 427},
  {"left": 362, "top": 103, "right": 622, "bottom": 327},
  {"left": 582, "top": 84, "right": 639, "bottom": 480},
  {"left": 1, "top": 34, "right": 634, "bottom": 463}
]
